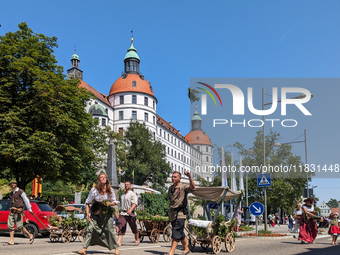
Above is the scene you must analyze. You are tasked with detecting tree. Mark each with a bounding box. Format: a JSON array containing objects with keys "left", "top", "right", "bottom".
[
  {"left": 0, "top": 23, "right": 102, "bottom": 189},
  {"left": 124, "top": 120, "right": 171, "bottom": 190},
  {"left": 326, "top": 198, "right": 339, "bottom": 208},
  {"left": 215, "top": 130, "right": 308, "bottom": 214}
]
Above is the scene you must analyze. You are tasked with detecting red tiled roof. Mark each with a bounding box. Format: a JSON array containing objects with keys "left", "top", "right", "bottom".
[
  {"left": 184, "top": 130, "right": 212, "bottom": 146},
  {"left": 79, "top": 80, "right": 111, "bottom": 107},
  {"left": 156, "top": 115, "right": 187, "bottom": 141},
  {"left": 109, "top": 74, "right": 154, "bottom": 97}
]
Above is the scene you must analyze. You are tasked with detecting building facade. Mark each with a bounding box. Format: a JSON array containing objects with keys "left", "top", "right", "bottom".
[{"left": 67, "top": 37, "right": 214, "bottom": 184}]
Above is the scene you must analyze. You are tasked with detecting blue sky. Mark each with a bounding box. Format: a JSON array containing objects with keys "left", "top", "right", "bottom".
[{"left": 1, "top": 0, "right": 340, "bottom": 206}]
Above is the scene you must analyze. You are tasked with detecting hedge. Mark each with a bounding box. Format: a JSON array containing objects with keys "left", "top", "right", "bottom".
[{"left": 141, "top": 193, "right": 169, "bottom": 217}]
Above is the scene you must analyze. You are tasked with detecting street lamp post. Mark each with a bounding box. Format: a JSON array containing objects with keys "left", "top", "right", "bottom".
[
  {"left": 245, "top": 150, "right": 254, "bottom": 208},
  {"left": 274, "top": 129, "right": 308, "bottom": 197}
]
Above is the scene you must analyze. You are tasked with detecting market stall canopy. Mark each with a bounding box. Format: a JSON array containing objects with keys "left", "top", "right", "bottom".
[{"left": 191, "top": 187, "right": 241, "bottom": 201}]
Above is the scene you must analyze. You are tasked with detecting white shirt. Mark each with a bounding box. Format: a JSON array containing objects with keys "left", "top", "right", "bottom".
[
  {"left": 85, "top": 188, "right": 117, "bottom": 204},
  {"left": 120, "top": 190, "right": 138, "bottom": 216},
  {"left": 250, "top": 214, "right": 256, "bottom": 222},
  {"left": 293, "top": 209, "right": 302, "bottom": 216},
  {"left": 302, "top": 204, "right": 314, "bottom": 213},
  {"left": 12, "top": 188, "right": 32, "bottom": 212}
]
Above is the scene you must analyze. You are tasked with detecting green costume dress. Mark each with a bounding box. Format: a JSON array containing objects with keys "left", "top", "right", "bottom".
[{"left": 83, "top": 188, "right": 118, "bottom": 250}]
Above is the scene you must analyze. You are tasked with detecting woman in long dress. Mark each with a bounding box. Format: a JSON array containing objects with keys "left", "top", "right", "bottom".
[
  {"left": 292, "top": 204, "right": 302, "bottom": 233},
  {"left": 298, "top": 198, "right": 318, "bottom": 244},
  {"left": 77, "top": 173, "right": 120, "bottom": 255}
]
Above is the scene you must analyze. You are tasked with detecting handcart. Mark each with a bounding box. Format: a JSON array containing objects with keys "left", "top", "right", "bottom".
[
  {"left": 49, "top": 205, "right": 86, "bottom": 243},
  {"left": 138, "top": 217, "right": 172, "bottom": 243},
  {"left": 184, "top": 187, "right": 242, "bottom": 254}
]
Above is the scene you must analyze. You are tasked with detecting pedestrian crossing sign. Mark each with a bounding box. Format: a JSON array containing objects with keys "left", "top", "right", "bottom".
[{"left": 257, "top": 173, "right": 271, "bottom": 187}]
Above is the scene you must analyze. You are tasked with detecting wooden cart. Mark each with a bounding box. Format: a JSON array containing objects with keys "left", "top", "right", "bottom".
[
  {"left": 49, "top": 205, "right": 86, "bottom": 243},
  {"left": 138, "top": 218, "right": 171, "bottom": 243},
  {"left": 184, "top": 187, "right": 241, "bottom": 254}
]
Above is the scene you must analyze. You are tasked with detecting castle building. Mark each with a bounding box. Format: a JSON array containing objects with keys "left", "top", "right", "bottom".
[{"left": 67, "top": 37, "right": 214, "bottom": 183}]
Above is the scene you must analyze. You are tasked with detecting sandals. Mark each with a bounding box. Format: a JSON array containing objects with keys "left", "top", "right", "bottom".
[
  {"left": 181, "top": 251, "right": 191, "bottom": 255},
  {"left": 29, "top": 236, "right": 34, "bottom": 244},
  {"left": 133, "top": 241, "right": 140, "bottom": 246},
  {"left": 3, "top": 242, "right": 14, "bottom": 246},
  {"left": 77, "top": 250, "right": 86, "bottom": 255}
]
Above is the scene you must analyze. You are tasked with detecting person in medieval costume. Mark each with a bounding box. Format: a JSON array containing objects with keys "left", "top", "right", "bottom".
[
  {"left": 77, "top": 173, "right": 120, "bottom": 255},
  {"left": 3, "top": 180, "right": 34, "bottom": 246},
  {"left": 298, "top": 198, "right": 318, "bottom": 244}
]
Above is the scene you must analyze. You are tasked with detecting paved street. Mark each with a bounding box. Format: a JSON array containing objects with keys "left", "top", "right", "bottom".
[{"left": 1, "top": 226, "right": 340, "bottom": 255}]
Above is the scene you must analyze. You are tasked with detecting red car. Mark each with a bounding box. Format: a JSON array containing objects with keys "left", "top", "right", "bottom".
[{"left": 0, "top": 199, "right": 57, "bottom": 237}]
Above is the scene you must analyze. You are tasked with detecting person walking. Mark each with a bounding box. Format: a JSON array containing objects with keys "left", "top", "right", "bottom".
[
  {"left": 167, "top": 171, "right": 196, "bottom": 255},
  {"left": 288, "top": 215, "right": 293, "bottom": 231},
  {"left": 235, "top": 206, "right": 243, "bottom": 231},
  {"left": 117, "top": 181, "right": 140, "bottom": 246},
  {"left": 77, "top": 173, "right": 120, "bottom": 255},
  {"left": 292, "top": 204, "right": 303, "bottom": 234},
  {"left": 328, "top": 212, "right": 340, "bottom": 245},
  {"left": 3, "top": 180, "right": 34, "bottom": 246},
  {"left": 298, "top": 198, "right": 318, "bottom": 244}
]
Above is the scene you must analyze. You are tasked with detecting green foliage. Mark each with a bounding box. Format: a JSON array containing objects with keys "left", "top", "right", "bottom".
[
  {"left": 326, "top": 198, "right": 338, "bottom": 208},
  {"left": 258, "top": 230, "right": 272, "bottom": 235},
  {"left": 0, "top": 23, "right": 106, "bottom": 190},
  {"left": 188, "top": 88, "right": 201, "bottom": 103},
  {"left": 239, "top": 225, "right": 252, "bottom": 231},
  {"left": 124, "top": 121, "right": 171, "bottom": 187},
  {"left": 140, "top": 193, "right": 169, "bottom": 217},
  {"left": 192, "top": 225, "right": 212, "bottom": 237},
  {"left": 39, "top": 191, "right": 90, "bottom": 204},
  {"left": 215, "top": 129, "right": 308, "bottom": 214}
]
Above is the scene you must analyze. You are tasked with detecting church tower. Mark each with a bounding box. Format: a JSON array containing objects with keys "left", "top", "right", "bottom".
[{"left": 67, "top": 50, "right": 83, "bottom": 80}]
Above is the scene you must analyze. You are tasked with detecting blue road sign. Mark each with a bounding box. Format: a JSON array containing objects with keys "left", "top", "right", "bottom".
[
  {"left": 257, "top": 173, "right": 271, "bottom": 187},
  {"left": 249, "top": 202, "right": 264, "bottom": 216}
]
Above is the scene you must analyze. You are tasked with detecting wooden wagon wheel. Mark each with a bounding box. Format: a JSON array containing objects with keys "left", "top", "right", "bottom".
[
  {"left": 49, "top": 233, "right": 60, "bottom": 243},
  {"left": 61, "top": 230, "right": 72, "bottom": 243},
  {"left": 225, "top": 233, "right": 235, "bottom": 252},
  {"left": 163, "top": 225, "right": 172, "bottom": 243},
  {"left": 78, "top": 229, "right": 85, "bottom": 242},
  {"left": 187, "top": 234, "right": 195, "bottom": 251},
  {"left": 150, "top": 229, "right": 160, "bottom": 243},
  {"left": 212, "top": 235, "right": 222, "bottom": 254},
  {"left": 200, "top": 243, "right": 209, "bottom": 250}
]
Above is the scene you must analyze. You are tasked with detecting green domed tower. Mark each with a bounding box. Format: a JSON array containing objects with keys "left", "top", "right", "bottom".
[{"left": 67, "top": 49, "right": 83, "bottom": 80}]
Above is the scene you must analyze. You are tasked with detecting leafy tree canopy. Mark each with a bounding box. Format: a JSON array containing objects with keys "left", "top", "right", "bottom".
[
  {"left": 326, "top": 198, "right": 339, "bottom": 208},
  {"left": 212, "top": 130, "right": 308, "bottom": 214},
  {"left": 123, "top": 120, "right": 171, "bottom": 190},
  {"left": 0, "top": 22, "right": 103, "bottom": 189}
]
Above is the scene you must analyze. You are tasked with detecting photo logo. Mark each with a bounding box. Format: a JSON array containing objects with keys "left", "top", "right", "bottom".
[
  {"left": 192, "top": 79, "right": 313, "bottom": 128},
  {"left": 197, "top": 82, "right": 222, "bottom": 115}
]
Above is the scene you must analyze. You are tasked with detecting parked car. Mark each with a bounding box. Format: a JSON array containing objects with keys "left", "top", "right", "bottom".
[
  {"left": 0, "top": 199, "right": 57, "bottom": 237},
  {"left": 55, "top": 204, "right": 86, "bottom": 219}
]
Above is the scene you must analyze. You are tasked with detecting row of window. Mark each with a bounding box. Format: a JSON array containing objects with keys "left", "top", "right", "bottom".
[
  {"left": 119, "top": 95, "right": 155, "bottom": 109},
  {"left": 94, "top": 117, "right": 107, "bottom": 126},
  {"left": 159, "top": 128, "right": 191, "bottom": 153},
  {"left": 196, "top": 146, "right": 212, "bottom": 153},
  {"left": 119, "top": 111, "right": 156, "bottom": 124}
]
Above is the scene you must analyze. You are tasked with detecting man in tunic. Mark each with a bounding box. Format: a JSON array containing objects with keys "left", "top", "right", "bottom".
[
  {"left": 168, "top": 171, "right": 196, "bottom": 255},
  {"left": 3, "top": 180, "right": 34, "bottom": 246},
  {"left": 117, "top": 181, "right": 140, "bottom": 246}
]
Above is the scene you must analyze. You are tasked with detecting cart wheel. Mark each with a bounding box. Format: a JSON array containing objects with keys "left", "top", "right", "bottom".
[
  {"left": 71, "top": 233, "right": 77, "bottom": 242},
  {"left": 200, "top": 243, "right": 209, "bottom": 250},
  {"left": 61, "top": 230, "right": 72, "bottom": 243},
  {"left": 139, "top": 233, "right": 144, "bottom": 243},
  {"left": 163, "top": 226, "right": 172, "bottom": 242},
  {"left": 150, "top": 229, "right": 160, "bottom": 243},
  {"left": 212, "top": 235, "right": 222, "bottom": 254},
  {"left": 49, "top": 233, "right": 60, "bottom": 243},
  {"left": 225, "top": 233, "right": 235, "bottom": 252},
  {"left": 187, "top": 235, "right": 195, "bottom": 251},
  {"left": 78, "top": 229, "right": 85, "bottom": 242}
]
